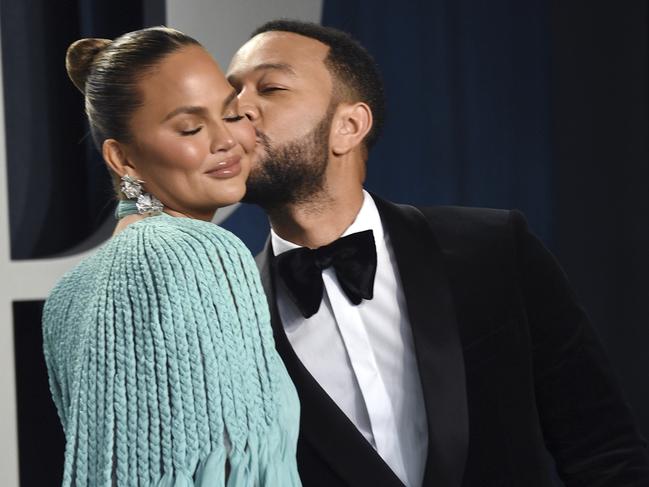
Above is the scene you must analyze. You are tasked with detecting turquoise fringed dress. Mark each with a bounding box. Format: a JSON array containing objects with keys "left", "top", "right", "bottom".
[{"left": 42, "top": 206, "right": 302, "bottom": 486}]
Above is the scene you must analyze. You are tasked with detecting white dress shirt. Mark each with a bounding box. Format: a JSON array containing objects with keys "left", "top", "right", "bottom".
[{"left": 271, "top": 191, "right": 428, "bottom": 487}]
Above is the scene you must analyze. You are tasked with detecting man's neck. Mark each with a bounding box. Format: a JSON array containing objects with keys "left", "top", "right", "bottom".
[{"left": 268, "top": 187, "right": 365, "bottom": 249}]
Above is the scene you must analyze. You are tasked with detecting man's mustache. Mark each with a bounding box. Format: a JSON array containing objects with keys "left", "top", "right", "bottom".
[{"left": 255, "top": 129, "right": 272, "bottom": 152}]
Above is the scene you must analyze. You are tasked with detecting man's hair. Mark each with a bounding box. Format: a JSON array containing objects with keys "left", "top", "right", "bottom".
[{"left": 251, "top": 19, "right": 385, "bottom": 151}]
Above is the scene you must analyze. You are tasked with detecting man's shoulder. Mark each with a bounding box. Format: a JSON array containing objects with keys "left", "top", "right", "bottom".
[
  {"left": 412, "top": 204, "right": 519, "bottom": 260},
  {"left": 414, "top": 204, "right": 512, "bottom": 231},
  {"left": 375, "top": 194, "right": 519, "bottom": 244}
]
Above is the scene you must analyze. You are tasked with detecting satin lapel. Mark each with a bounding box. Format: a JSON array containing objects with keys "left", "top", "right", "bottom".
[
  {"left": 373, "top": 196, "right": 468, "bottom": 487},
  {"left": 256, "top": 240, "right": 405, "bottom": 487}
]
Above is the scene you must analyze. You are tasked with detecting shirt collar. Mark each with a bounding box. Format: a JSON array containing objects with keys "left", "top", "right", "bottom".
[{"left": 271, "top": 190, "right": 383, "bottom": 256}]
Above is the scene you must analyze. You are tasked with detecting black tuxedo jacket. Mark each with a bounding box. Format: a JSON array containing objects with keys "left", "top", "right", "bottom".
[{"left": 255, "top": 195, "right": 649, "bottom": 487}]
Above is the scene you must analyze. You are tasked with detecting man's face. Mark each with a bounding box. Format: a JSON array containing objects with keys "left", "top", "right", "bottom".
[{"left": 227, "top": 32, "right": 336, "bottom": 208}]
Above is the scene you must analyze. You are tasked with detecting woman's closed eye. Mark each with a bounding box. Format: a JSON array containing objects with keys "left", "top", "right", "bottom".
[
  {"left": 223, "top": 115, "right": 245, "bottom": 123},
  {"left": 178, "top": 112, "right": 244, "bottom": 134},
  {"left": 180, "top": 126, "right": 202, "bottom": 136}
]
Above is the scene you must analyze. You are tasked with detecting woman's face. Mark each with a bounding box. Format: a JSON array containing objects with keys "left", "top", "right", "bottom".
[{"left": 120, "top": 45, "right": 255, "bottom": 220}]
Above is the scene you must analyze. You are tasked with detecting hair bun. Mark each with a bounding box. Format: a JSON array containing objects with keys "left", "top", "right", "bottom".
[{"left": 66, "top": 38, "right": 112, "bottom": 93}]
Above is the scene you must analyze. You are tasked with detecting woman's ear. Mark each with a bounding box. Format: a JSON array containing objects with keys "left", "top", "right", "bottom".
[
  {"left": 102, "top": 139, "right": 140, "bottom": 179},
  {"left": 330, "top": 102, "right": 373, "bottom": 156}
]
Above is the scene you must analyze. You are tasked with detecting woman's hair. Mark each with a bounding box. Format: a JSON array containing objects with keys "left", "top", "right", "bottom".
[{"left": 66, "top": 27, "right": 200, "bottom": 197}]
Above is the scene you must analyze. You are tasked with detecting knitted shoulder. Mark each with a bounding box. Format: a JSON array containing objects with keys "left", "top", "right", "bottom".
[
  {"left": 120, "top": 214, "right": 252, "bottom": 258},
  {"left": 42, "top": 249, "right": 111, "bottom": 360},
  {"left": 113, "top": 215, "right": 261, "bottom": 293},
  {"left": 43, "top": 251, "right": 102, "bottom": 320}
]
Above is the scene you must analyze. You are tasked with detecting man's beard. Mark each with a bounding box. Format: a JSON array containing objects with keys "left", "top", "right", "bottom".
[{"left": 242, "top": 107, "right": 334, "bottom": 210}]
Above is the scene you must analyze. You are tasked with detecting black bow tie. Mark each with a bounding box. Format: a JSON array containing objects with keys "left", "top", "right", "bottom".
[{"left": 275, "top": 230, "right": 378, "bottom": 318}]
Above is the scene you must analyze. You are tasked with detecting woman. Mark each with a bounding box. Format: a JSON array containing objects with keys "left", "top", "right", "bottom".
[{"left": 42, "top": 27, "right": 301, "bottom": 486}]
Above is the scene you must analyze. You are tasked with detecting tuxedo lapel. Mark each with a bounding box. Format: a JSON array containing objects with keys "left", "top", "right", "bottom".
[
  {"left": 373, "top": 195, "right": 468, "bottom": 487},
  {"left": 256, "top": 241, "right": 405, "bottom": 487}
]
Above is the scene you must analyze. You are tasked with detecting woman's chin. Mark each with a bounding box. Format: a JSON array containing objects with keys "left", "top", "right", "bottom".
[{"left": 211, "top": 184, "right": 247, "bottom": 208}]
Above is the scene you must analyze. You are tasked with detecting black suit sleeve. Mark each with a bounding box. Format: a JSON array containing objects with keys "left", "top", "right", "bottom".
[{"left": 512, "top": 210, "right": 649, "bottom": 486}]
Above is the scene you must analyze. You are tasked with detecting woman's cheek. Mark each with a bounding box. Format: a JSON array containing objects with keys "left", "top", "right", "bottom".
[
  {"left": 231, "top": 119, "right": 256, "bottom": 154},
  {"left": 158, "top": 139, "right": 205, "bottom": 169}
]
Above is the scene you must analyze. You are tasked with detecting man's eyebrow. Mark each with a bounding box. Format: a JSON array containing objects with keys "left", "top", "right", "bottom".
[
  {"left": 252, "top": 62, "right": 297, "bottom": 75},
  {"left": 229, "top": 62, "right": 297, "bottom": 84},
  {"left": 162, "top": 90, "right": 238, "bottom": 122}
]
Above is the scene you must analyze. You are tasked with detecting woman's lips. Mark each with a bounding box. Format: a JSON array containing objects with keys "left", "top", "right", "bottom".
[{"left": 204, "top": 155, "right": 242, "bottom": 179}]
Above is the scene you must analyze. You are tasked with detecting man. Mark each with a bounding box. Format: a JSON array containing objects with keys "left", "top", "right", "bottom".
[{"left": 226, "top": 20, "right": 649, "bottom": 487}]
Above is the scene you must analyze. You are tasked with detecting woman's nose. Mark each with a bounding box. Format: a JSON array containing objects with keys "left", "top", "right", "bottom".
[{"left": 210, "top": 125, "right": 236, "bottom": 153}]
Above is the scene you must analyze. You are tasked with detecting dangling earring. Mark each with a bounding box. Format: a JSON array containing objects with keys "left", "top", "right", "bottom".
[
  {"left": 120, "top": 174, "right": 164, "bottom": 215},
  {"left": 120, "top": 174, "right": 143, "bottom": 199}
]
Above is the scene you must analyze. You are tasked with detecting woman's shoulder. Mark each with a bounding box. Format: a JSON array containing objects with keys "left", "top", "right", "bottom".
[
  {"left": 45, "top": 215, "right": 257, "bottom": 311},
  {"left": 118, "top": 213, "right": 250, "bottom": 255},
  {"left": 109, "top": 214, "right": 259, "bottom": 289},
  {"left": 46, "top": 248, "right": 104, "bottom": 303}
]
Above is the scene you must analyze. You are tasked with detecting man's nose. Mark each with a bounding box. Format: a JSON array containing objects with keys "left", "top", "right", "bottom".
[
  {"left": 241, "top": 103, "right": 260, "bottom": 122},
  {"left": 237, "top": 89, "right": 260, "bottom": 122}
]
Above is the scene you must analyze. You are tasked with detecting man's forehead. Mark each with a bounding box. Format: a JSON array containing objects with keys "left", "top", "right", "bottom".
[{"left": 228, "top": 31, "right": 329, "bottom": 74}]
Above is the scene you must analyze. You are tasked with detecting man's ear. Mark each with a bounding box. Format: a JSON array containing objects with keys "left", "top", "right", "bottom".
[
  {"left": 331, "top": 102, "right": 372, "bottom": 156},
  {"left": 102, "top": 139, "right": 140, "bottom": 179}
]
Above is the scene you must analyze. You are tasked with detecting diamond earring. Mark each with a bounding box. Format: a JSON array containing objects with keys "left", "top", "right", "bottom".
[
  {"left": 120, "top": 174, "right": 143, "bottom": 199},
  {"left": 136, "top": 192, "right": 164, "bottom": 215},
  {"left": 120, "top": 174, "right": 164, "bottom": 215}
]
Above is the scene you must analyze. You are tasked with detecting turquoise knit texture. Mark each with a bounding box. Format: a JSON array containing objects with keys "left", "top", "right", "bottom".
[{"left": 42, "top": 213, "right": 301, "bottom": 486}]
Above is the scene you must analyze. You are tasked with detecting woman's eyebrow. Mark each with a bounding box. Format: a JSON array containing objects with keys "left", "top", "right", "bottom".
[
  {"left": 163, "top": 105, "right": 205, "bottom": 121},
  {"left": 162, "top": 90, "right": 238, "bottom": 121}
]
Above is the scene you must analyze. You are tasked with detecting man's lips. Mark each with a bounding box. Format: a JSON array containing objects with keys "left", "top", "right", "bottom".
[{"left": 204, "top": 155, "right": 242, "bottom": 179}]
